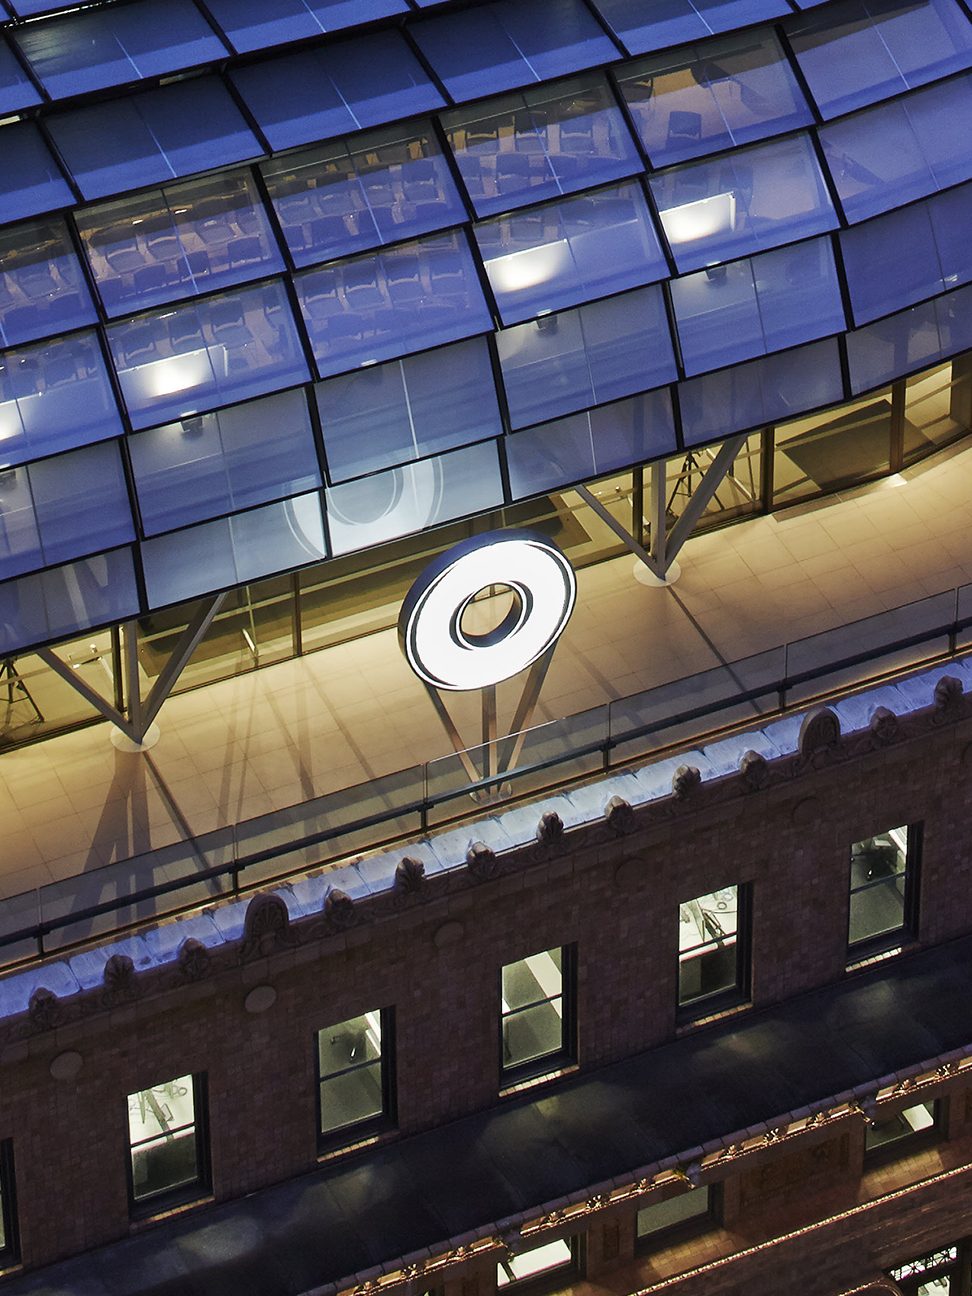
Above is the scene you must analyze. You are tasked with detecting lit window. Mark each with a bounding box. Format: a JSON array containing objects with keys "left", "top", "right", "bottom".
[
  {"left": 636, "top": 1184, "right": 714, "bottom": 1245},
  {"left": 865, "top": 1099, "right": 940, "bottom": 1160},
  {"left": 678, "top": 885, "right": 749, "bottom": 1011},
  {"left": 848, "top": 824, "right": 920, "bottom": 957},
  {"left": 501, "top": 947, "right": 574, "bottom": 1079},
  {"left": 317, "top": 1009, "right": 394, "bottom": 1147},
  {"left": 127, "top": 1074, "right": 207, "bottom": 1212},
  {"left": 497, "top": 1236, "right": 579, "bottom": 1289},
  {"left": 890, "top": 1244, "right": 960, "bottom": 1293}
]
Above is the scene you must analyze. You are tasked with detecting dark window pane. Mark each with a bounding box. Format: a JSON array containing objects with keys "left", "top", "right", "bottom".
[
  {"left": 130, "top": 389, "right": 321, "bottom": 535},
  {"left": 262, "top": 122, "right": 465, "bottom": 269},
  {"left": 0, "top": 331, "right": 124, "bottom": 465},
  {"left": 324, "top": 441, "right": 503, "bottom": 555},
  {"left": 476, "top": 181, "right": 668, "bottom": 324},
  {"left": 316, "top": 337, "right": 502, "bottom": 481},
  {"left": 13, "top": 0, "right": 225, "bottom": 98},
  {"left": 637, "top": 1188, "right": 710, "bottom": 1238},
  {"left": 442, "top": 74, "right": 641, "bottom": 218},
  {"left": 412, "top": 0, "right": 616, "bottom": 102},
  {"left": 619, "top": 30, "right": 812, "bottom": 169},
  {"left": 847, "top": 285, "right": 972, "bottom": 392},
  {"left": 232, "top": 32, "right": 444, "bottom": 153},
  {"left": 0, "top": 218, "right": 98, "bottom": 349},
  {"left": 320, "top": 1065, "right": 384, "bottom": 1132},
  {"left": 591, "top": 0, "right": 790, "bottom": 56},
  {"left": 206, "top": 0, "right": 407, "bottom": 54},
  {"left": 0, "top": 37, "right": 41, "bottom": 114},
  {"left": 841, "top": 201, "right": 943, "bottom": 325},
  {"left": 107, "top": 280, "right": 309, "bottom": 429},
  {"left": 506, "top": 390, "right": 677, "bottom": 497},
  {"left": 76, "top": 171, "right": 285, "bottom": 317},
  {"left": 499, "top": 286, "right": 676, "bottom": 428},
  {"left": 141, "top": 494, "right": 327, "bottom": 607},
  {"left": 819, "top": 75, "right": 972, "bottom": 223},
  {"left": 787, "top": 0, "right": 972, "bottom": 120},
  {"left": 296, "top": 233, "right": 492, "bottom": 378},
  {"left": 0, "top": 548, "right": 139, "bottom": 655},
  {"left": 47, "top": 77, "right": 262, "bottom": 202},
  {"left": 0, "top": 122, "right": 73, "bottom": 224},
  {"left": 680, "top": 337, "right": 844, "bottom": 444},
  {"left": 651, "top": 133, "right": 837, "bottom": 272},
  {"left": 671, "top": 237, "right": 845, "bottom": 375}
]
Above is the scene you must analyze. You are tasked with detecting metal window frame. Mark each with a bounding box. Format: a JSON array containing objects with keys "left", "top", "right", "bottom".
[
  {"left": 499, "top": 944, "right": 577, "bottom": 1084},
  {"left": 315, "top": 1006, "right": 397, "bottom": 1153},
  {"left": 125, "top": 1072, "right": 210, "bottom": 1219},
  {"left": 676, "top": 883, "right": 753, "bottom": 1020},
  {"left": 847, "top": 822, "right": 923, "bottom": 960}
]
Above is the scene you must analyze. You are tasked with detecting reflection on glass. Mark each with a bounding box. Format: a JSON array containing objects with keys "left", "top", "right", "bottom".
[
  {"left": 0, "top": 121, "right": 73, "bottom": 225},
  {"left": 846, "top": 285, "right": 972, "bottom": 395},
  {"left": 412, "top": 0, "right": 617, "bottom": 102},
  {"left": 476, "top": 181, "right": 667, "bottom": 324},
  {"left": 590, "top": 0, "right": 790, "bottom": 56},
  {"left": 787, "top": 0, "right": 972, "bottom": 120},
  {"left": 263, "top": 121, "right": 465, "bottom": 268},
  {"left": 618, "top": 30, "right": 811, "bottom": 167},
  {"left": 206, "top": 0, "right": 408, "bottom": 53},
  {"left": 0, "top": 331, "right": 124, "bottom": 466},
  {"left": 324, "top": 440, "right": 503, "bottom": 556},
  {"left": 501, "top": 947, "right": 565, "bottom": 1071},
  {"left": 636, "top": 1186, "right": 710, "bottom": 1240},
  {"left": 0, "top": 549, "right": 139, "bottom": 655},
  {"left": 497, "top": 1238, "right": 574, "bottom": 1287},
  {"left": 848, "top": 825, "right": 911, "bottom": 948},
  {"left": 316, "top": 338, "right": 501, "bottom": 481},
  {"left": 442, "top": 74, "right": 640, "bottom": 217},
  {"left": 678, "top": 886, "right": 739, "bottom": 1005},
  {"left": 130, "top": 389, "right": 321, "bottom": 535},
  {"left": 296, "top": 233, "right": 492, "bottom": 377},
  {"left": 904, "top": 360, "right": 970, "bottom": 462},
  {"left": 0, "top": 218, "right": 97, "bottom": 348},
  {"left": 651, "top": 133, "right": 837, "bottom": 272},
  {"left": 0, "top": 37, "right": 41, "bottom": 115},
  {"left": 891, "top": 1248, "right": 959, "bottom": 1287},
  {"left": 773, "top": 390, "right": 892, "bottom": 505},
  {"left": 77, "top": 171, "right": 284, "bottom": 317},
  {"left": 318, "top": 1010, "right": 385, "bottom": 1136},
  {"left": 107, "top": 280, "right": 309, "bottom": 429},
  {"left": 128, "top": 1074, "right": 199, "bottom": 1204}
]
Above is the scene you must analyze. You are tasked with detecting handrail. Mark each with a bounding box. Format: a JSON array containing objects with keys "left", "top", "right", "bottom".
[{"left": 1, "top": 582, "right": 969, "bottom": 970}]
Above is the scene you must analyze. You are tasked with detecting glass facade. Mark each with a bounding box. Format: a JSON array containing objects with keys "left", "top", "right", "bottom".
[{"left": 0, "top": 0, "right": 966, "bottom": 691}]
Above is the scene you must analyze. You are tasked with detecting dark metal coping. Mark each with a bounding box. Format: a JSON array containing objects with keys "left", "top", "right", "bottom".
[{"left": 10, "top": 933, "right": 972, "bottom": 1296}]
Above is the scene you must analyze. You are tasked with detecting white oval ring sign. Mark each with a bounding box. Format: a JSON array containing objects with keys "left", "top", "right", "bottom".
[{"left": 399, "top": 530, "right": 576, "bottom": 692}]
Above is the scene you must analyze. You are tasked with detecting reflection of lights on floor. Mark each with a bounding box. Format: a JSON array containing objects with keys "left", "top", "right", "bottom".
[{"left": 659, "top": 191, "right": 736, "bottom": 244}]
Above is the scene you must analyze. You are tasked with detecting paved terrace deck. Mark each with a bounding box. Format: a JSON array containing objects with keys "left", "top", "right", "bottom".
[{"left": 1, "top": 437, "right": 972, "bottom": 898}]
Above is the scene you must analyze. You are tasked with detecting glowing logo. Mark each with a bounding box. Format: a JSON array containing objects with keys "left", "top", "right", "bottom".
[{"left": 399, "top": 530, "right": 576, "bottom": 692}]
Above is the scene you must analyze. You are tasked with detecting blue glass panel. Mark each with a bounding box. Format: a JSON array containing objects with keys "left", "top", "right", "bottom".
[
  {"left": 108, "top": 279, "right": 310, "bottom": 430},
  {"left": 4, "top": 441, "right": 134, "bottom": 576},
  {"left": 840, "top": 202, "right": 941, "bottom": 325},
  {"left": 325, "top": 441, "right": 504, "bottom": 556},
  {"left": 12, "top": 0, "right": 225, "bottom": 98},
  {"left": 651, "top": 133, "right": 838, "bottom": 272},
  {"left": 232, "top": 32, "right": 443, "bottom": 153},
  {"left": 297, "top": 232, "right": 493, "bottom": 378},
  {"left": 262, "top": 122, "right": 465, "bottom": 269},
  {"left": 672, "top": 237, "right": 845, "bottom": 375},
  {"left": 591, "top": 0, "right": 790, "bottom": 57},
  {"left": 618, "top": 31, "right": 812, "bottom": 168},
  {"left": 0, "top": 331, "right": 124, "bottom": 466},
  {"left": 0, "top": 548, "right": 139, "bottom": 655},
  {"left": 0, "top": 37, "right": 41, "bottom": 113},
  {"left": 76, "top": 171, "right": 284, "bottom": 318},
  {"left": 928, "top": 183, "right": 972, "bottom": 291},
  {"left": 47, "top": 77, "right": 261, "bottom": 202},
  {"left": 819, "top": 76, "right": 972, "bottom": 224},
  {"left": 847, "top": 284, "right": 972, "bottom": 391},
  {"left": 412, "top": 0, "right": 617, "bottom": 102},
  {"left": 130, "top": 389, "right": 321, "bottom": 536},
  {"left": 0, "top": 218, "right": 97, "bottom": 349},
  {"left": 680, "top": 337, "right": 844, "bottom": 443},
  {"left": 315, "top": 338, "right": 502, "bottom": 482},
  {"left": 9, "top": 0, "right": 96, "bottom": 14},
  {"left": 0, "top": 122, "right": 73, "bottom": 224},
  {"left": 476, "top": 182, "right": 668, "bottom": 325},
  {"left": 787, "top": 0, "right": 972, "bottom": 120},
  {"left": 205, "top": 0, "right": 407, "bottom": 53},
  {"left": 498, "top": 285, "right": 676, "bottom": 429},
  {"left": 141, "top": 494, "right": 328, "bottom": 608},
  {"left": 442, "top": 75, "right": 640, "bottom": 218},
  {"left": 506, "top": 390, "right": 677, "bottom": 498}
]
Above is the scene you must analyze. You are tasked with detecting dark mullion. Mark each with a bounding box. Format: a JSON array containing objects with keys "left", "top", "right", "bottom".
[
  {"left": 428, "top": 112, "right": 481, "bottom": 226},
  {"left": 1, "top": 22, "right": 49, "bottom": 105},
  {"left": 219, "top": 64, "right": 275, "bottom": 159},
  {"left": 774, "top": 23, "right": 825, "bottom": 128},
  {"left": 400, "top": 22, "right": 455, "bottom": 108}
]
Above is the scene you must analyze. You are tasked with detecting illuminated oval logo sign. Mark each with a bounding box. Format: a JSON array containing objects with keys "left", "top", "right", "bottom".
[{"left": 399, "top": 530, "right": 576, "bottom": 692}]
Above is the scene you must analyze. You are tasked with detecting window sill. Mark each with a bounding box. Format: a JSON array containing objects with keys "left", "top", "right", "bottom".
[
  {"left": 675, "top": 999, "right": 751, "bottom": 1035},
  {"left": 129, "top": 1190, "right": 213, "bottom": 1232},
  {"left": 500, "top": 1061, "right": 579, "bottom": 1099},
  {"left": 317, "top": 1125, "right": 398, "bottom": 1165},
  {"left": 846, "top": 939, "right": 916, "bottom": 974}
]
